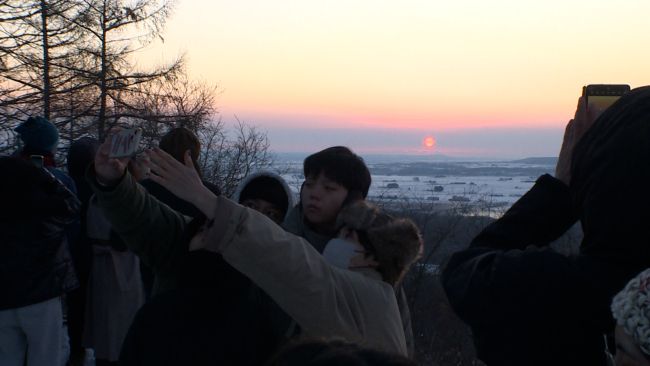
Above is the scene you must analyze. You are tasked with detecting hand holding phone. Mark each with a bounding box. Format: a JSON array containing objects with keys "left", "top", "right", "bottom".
[
  {"left": 94, "top": 128, "right": 140, "bottom": 187},
  {"left": 109, "top": 128, "right": 142, "bottom": 159}
]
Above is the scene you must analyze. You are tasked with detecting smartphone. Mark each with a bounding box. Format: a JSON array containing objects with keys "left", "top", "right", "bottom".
[
  {"left": 30, "top": 154, "right": 44, "bottom": 169},
  {"left": 109, "top": 128, "right": 142, "bottom": 158},
  {"left": 583, "top": 84, "right": 630, "bottom": 115}
]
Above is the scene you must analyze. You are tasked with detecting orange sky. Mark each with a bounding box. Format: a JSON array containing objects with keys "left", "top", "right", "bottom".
[{"left": 136, "top": 0, "right": 650, "bottom": 157}]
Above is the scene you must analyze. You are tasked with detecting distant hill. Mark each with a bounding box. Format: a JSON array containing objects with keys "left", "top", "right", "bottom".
[
  {"left": 274, "top": 152, "right": 559, "bottom": 167},
  {"left": 509, "top": 157, "right": 558, "bottom": 165}
]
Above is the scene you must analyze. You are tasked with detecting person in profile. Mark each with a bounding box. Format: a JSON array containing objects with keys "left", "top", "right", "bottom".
[
  {"left": 442, "top": 86, "right": 650, "bottom": 365},
  {"left": 0, "top": 157, "right": 80, "bottom": 366},
  {"left": 282, "top": 146, "right": 416, "bottom": 356}
]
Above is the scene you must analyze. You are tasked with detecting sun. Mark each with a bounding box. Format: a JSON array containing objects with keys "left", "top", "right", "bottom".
[{"left": 423, "top": 136, "right": 436, "bottom": 150}]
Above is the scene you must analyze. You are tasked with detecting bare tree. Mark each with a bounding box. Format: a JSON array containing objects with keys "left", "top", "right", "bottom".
[
  {"left": 198, "top": 117, "right": 274, "bottom": 197},
  {"left": 0, "top": 0, "right": 87, "bottom": 148},
  {"left": 65, "top": 0, "right": 183, "bottom": 140}
]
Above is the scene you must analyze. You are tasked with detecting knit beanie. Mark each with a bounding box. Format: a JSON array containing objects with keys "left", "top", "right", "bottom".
[
  {"left": 611, "top": 268, "right": 650, "bottom": 356},
  {"left": 14, "top": 116, "right": 59, "bottom": 153},
  {"left": 336, "top": 200, "right": 423, "bottom": 285}
]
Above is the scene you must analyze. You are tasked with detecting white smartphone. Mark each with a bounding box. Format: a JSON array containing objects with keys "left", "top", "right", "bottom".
[{"left": 109, "top": 128, "right": 142, "bottom": 158}]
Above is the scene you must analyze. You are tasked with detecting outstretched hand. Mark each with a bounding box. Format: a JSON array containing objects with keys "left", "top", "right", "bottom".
[
  {"left": 145, "top": 148, "right": 217, "bottom": 216},
  {"left": 95, "top": 130, "right": 129, "bottom": 186},
  {"left": 555, "top": 96, "right": 601, "bottom": 186}
]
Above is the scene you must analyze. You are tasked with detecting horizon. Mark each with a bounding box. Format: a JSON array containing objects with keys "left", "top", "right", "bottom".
[{"left": 136, "top": 0, "right": 650, "bottom": 157}]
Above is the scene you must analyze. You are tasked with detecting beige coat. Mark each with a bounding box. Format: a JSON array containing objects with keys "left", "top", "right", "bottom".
[{"left": 203, "top": 196, "right": 408, "bottom": 356}]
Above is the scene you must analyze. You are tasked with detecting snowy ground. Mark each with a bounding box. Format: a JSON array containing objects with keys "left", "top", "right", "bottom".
[{"left": 275, "top": 157, "right": 556, "bottom": 211}]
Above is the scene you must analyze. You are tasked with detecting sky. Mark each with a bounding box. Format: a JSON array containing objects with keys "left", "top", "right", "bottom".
[{"left": 137, "top": 0, "right": 650, "bottom": 159}]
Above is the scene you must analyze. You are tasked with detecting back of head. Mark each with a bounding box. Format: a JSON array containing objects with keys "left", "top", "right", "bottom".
[
  {"left": 570, "top": 86, "right": 650, "bottom": 264},
  {"left": 67, "top": 137, "right": 99, "bottom": 179},
  {"left": 337, "top": 201, "right": 422, "bottom": 285},
  {"left": 159, "top": 127, "right": 201, "bottom": 171},
  {"left": 269, "top": 339, "right": 416, "bottom": 366},
  {"left": 304, "top": 146, "right": 371, "bottom": 198},
  {"left": 67, "top": 137, "right": 100, "bottom": 205},
  {"left": 14, "top": 116, "right": 59, "bottom": 155},
  {"left": 611, "top": 268, "right": 650, "bottom": 357}
]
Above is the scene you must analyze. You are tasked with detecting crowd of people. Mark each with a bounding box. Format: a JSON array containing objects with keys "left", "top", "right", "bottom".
[{"left": 2, "top": 86, "right": 650, "bottom": 366}]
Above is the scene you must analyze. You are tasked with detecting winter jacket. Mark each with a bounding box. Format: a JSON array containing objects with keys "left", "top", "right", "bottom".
[
  {"left": 442, "top": 175, "right": 641, "bottom": 366},
  {"left": 88, "top": 169, "right": 290, "bottom": 364},
  {"left": 82, "top": 195, "right": 144, "bottom": 361},
  {"left": 442, "top": 87, "right": 650, "bottom": 366},
  {"left": 203, "top": 196, "right": 408, "bottom": 355},
  {"left": 283, "top": 204, "right": 416, "bottom": 357},
  {"left": 119, "top": 251, "right": 283, "bottom": 366},
  {"left": 0, "top": 164, "right": 80, "bottom": 310}
]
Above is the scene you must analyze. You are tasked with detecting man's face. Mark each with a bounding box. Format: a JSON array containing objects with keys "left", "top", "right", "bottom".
[
  {"left": 301, "top": 173, "right": 348, "bottom": 228},
  {"left": 242, "top": 198, "right": 285, "bottom": 224},
  {"left": 615, "top": 325, "right": 650, "bottom": 366}
]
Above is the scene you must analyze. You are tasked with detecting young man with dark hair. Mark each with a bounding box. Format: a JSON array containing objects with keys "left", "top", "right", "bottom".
[
  {"left": 283, "top": 146, "right": 371, "bottom": 252},
  {"left": 282, "top": 146, "right": 415, "bottom": 357}
]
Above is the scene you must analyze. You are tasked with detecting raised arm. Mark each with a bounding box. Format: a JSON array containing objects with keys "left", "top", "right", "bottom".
[{"left": 88, "top": 135, "right": 189, "bottom": 275}]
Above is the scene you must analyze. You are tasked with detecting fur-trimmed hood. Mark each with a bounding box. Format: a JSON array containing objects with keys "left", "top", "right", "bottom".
[
  {"left": 231, "top": 171, "right": 296, "bottom": 220},
  {"left": 336, "top": 201, "right": 423, "bottom": 285}
]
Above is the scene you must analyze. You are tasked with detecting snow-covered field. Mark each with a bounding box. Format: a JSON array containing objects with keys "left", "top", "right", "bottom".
[{"left": 275, "top": 155, "right": 556, "bottom": 211}]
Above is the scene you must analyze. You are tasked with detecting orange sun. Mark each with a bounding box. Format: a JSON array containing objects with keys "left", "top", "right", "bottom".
[{"left": 423, "top": 136, "right": 436, "bottom": 149}]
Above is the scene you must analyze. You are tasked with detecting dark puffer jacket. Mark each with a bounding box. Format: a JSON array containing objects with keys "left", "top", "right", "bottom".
[
  {"left": 442, "top": 86, "right": 650, "bottom": 366},
  {"left": 0, "top": 157, "right": 80, "bottom": 310}
]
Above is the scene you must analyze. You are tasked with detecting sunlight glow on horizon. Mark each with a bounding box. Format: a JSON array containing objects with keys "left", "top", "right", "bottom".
[{"left": 135, "top": 0, "right": 650, "bottom": 156}]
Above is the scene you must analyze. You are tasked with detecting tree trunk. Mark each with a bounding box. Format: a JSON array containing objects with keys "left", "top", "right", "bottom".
[{"left": 40, "top": 0, "right": 50, "bottom": 119}]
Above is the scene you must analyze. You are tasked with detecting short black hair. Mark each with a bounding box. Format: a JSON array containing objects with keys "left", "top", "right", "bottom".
[{"left": 303, "top": 146, "right": 371, "bottom": 198}]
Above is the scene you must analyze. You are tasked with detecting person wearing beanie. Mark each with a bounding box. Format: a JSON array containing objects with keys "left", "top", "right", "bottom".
[
  {"left": 442, "top": 87, "right": 650, "bottom": 366},
  {"left": 232, "top": 171, "right": 295, "bottom": 224},
  {"left": 89, "top": 144, "right": 424, "bottom": 356},
  {"left": 15, "top": 116, "right": 60, "bottom": 156},
  {"left": 0, "top": 157, "right": 80, "bottom": 366},
  {"left": 611, "top": 269, "right": 650, "bottom": 366},
  {"left": 14, "top": 116, "right": 77, "bottom": 194}
]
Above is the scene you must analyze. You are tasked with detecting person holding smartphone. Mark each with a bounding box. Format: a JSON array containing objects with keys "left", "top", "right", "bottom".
[{"left": 442, "top": 86, "right": 650, "bottom": 366}]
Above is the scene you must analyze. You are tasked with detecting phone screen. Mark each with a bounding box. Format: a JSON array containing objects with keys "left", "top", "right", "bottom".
[
  {"left": 109, "top": 129, "right": 142, "bottom": 158},
  {"left": 587, "top": 95, "right": 622, "bottom": 112},
  {"left": 584, "top": 84, "right": 630, "bottom": 119}
]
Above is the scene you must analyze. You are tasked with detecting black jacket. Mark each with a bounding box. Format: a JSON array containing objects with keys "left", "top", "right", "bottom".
[
  {"left": 442, "top": 175, "right": 641, "bottom": 366},
  {"left": 442, "top": 87, "right": 650, "bottom": 366},
  {"left": 119, "top": 251, "right": 289, "bottom": 366},
  {"left": 0, "top": 162, "right": 80, "bottom": 310}
]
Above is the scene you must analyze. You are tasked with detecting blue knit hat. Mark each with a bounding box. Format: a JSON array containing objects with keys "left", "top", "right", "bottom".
[{"left": 14, "top": 116, "right": 59, "bottom": 153}]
